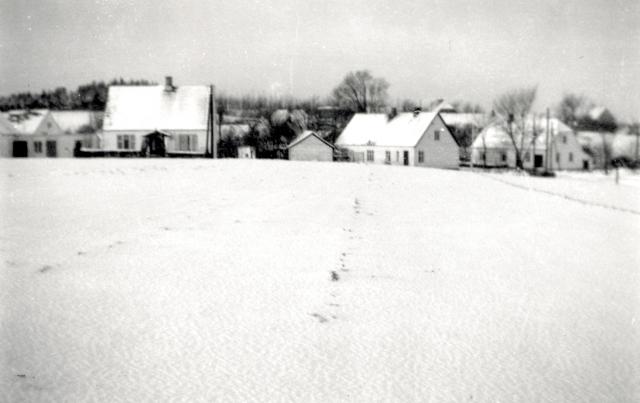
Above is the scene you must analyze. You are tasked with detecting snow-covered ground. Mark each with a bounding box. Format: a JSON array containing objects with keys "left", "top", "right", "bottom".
[{"left": 1, "top": 159, "right": 638, "bottom": 402}]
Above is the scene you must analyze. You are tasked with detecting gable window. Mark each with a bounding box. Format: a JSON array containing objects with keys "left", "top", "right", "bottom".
[
  {"left": 385, "top": 151, "right": 391, "bottom": 163},
  {"left": 178, "top": 134, "right": 198, "bottom": 151},
  {"left": 569, "top": 152, "right": 573, "bottom": 162},
  {"left": 434, "top": 130, "right": 440, "bottom": 141},
  {"left": 418, "top": 150, "right": 424, "bottom": 163},
  {"left": 366, "top": 150, "right": 374, "bottom": 162},
  {"left": 34, "top": 141, "right": 43, "bottom": 153},
  {"left": 117, "top": 134, "right": 136, "bottom": 150},
  {"left": 563, "top": 135, "right": 567, "bottom": 144}
]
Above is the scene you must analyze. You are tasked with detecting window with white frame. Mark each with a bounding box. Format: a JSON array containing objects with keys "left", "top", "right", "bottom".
[
  {"left": 385, "top": 150, "right": 391, "bottom": 163},
  {"left": 34, "top": 141, "right": 43, "bottom": 153},
  {"left": 117, "top": 134, "right": 135, "bottom": 150},
  {"left": 418, "top": 150, "right": 424, "bottom": 163},
  {"left": 366, "top": 150, "right": 374, "bottom": 162},
  {"left": 177, "top": 134, "right": 198, "bottom": 151},
  {"left": 501, "top": 153, "right": 507, "bottom": 162}
]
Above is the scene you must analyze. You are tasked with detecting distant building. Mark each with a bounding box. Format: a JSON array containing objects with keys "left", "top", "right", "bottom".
[
  {"left": 237, "top": 145, "right": 256, "bottom": 159},
  {"left": 287, "top": 130, "right": 335, "bottom": 162},
  {"left": 0, "top": 114, "right": 19, "bottom": 157},
  {"left": 102, "top": 76, "right": 214, "bottom": 157},
  {"left": 471, "top": 117, "right": 592, "bottom": 170},
  {"left": 1, "top": 109, "right": 88, "bottom": 158},
  {"left": 335, "top": 110, "right": 459, "bottom": 169},
  {"left": 575, "top": 131, "right": 614, "bottom": 169},
  {"left": 52, "top": 110, "right": 104, "bottom": 156}
]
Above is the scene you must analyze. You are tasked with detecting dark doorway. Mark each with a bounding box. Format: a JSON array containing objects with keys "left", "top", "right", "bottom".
[
  {"left": 46, "top": 141, "right": 57, "bottom": 157},
  {"left": 583, "top": 160, "right": 590, "bottom": 170},
  {"left": 74, "top": 141, "right": 83, "bottom": 157},
  {"left": 534, "top": 154, "right": 543, "bottom": 168},
  {"left": 403, "top": 151, "right": 409, "bottom": 166},
  {"left": 142, "top": 131, "right": 168, "bottom": 157},
  {"left": 12, "top": 141, "right": 28, "bottom": 157}
]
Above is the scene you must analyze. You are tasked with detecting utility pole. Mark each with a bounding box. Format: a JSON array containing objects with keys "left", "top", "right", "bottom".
[
  {"left": 545, "top": 108, "right": 551, "bottom": 173},
  {"left": 206, "top": 85, "right": 216, "bottom": 158},
  {"left": 635, "top": 126, "right": 639, "bottom": 167}
]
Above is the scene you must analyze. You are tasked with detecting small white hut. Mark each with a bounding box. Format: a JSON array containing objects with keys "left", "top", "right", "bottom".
[
  {"left": 287, "top": 130, "right": 334, "bottom": 162},
  {"left": 237, "top": 145, "right": 256, "bottom": 159}
]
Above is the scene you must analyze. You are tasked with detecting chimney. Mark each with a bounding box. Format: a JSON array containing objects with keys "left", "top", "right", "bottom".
[
  {"left": 165, "top": 76, "right": 175, "bottom": 92},
  {"left": 413, "top": 107, "right": 421, "bottom": 117}
]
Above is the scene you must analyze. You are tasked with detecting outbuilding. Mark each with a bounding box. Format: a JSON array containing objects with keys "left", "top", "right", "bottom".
[
  {"left": 237, "top": 145, "right": 256, "bottom": 159},
  {"left": 287, "top": 130, "right": 335, "bottom": 162}
]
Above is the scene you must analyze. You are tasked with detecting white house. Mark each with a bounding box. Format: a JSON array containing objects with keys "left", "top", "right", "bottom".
[
  {"left": 335, "top": 110, "right": 459, "bottom": 169},
  {"left": 288, "top": 130, "right": 335, "bottom": 162},
  {"left": 2, "top": 109, "right": 72, "bottom": 158},
  {"left": 102, "top": 77, "right": 214, "bottom": 157},
  {"left": 471, "top": 116, "right": 592, "bottom": 170}
]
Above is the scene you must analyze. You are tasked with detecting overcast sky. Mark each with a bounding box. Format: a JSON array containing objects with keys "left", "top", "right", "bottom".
[{"left": 1, "top": 0, "right": 638, "bottom": 120}]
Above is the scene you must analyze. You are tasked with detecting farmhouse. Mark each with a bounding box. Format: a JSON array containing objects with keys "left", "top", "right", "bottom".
[
  {"left": 288, "top": 130, "right": 335, "bottom": 162},
  {"left": 335, "top": 110, "right": 459, "bottom": 168},
  {"left": 102, "top": 77, "right": 213, "bottom": 157},
  {"left": 471, "top": 117, "right": 592, "bottom": 170},
  {"left": 1, "top": 109, "right": 81, "bottom": 158}
]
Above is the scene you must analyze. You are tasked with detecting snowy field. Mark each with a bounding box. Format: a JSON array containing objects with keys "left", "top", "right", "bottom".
[{"left": 1, "top": 159, "right": 639, "bottom": 402}]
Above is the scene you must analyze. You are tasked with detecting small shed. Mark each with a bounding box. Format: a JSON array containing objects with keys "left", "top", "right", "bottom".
[
  {"left": 238, "top": 145, "right": 256, "bottom": 159},
  {"left": 288, "top": 131, "right": 334, "bottom": 162}
]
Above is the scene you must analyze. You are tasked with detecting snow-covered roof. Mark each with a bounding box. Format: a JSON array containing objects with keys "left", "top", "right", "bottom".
[
  {"left": 588, "top": 106, "right": 611, "bottom": 121},
  {"left": 431, "top": 101, "right": 456, "bottom": 113},
  {"left": 2, "top": 109, "right": 49, "bottom": 134},
  {"left": 336, "top": 112, "right": 449, "bottom": 147},
  {"left": 376, "top": 112, "right": 441, "bottom": 147},
  {"left": 612, "top": 134, "right": 639, "bottom": 159},
  {"left": 575, "top": 131, "right": 615, "bottom": 148},
  {"left": 472, "top": 117, "right": 575, "bottom": 150},
  {"left": 471, "top": 125, "right": 514, "bottom": 149},
  {"left": 103, "top": 85, "right": 210, "bottom": 131},
  {"left": 335, "top": 114, "right": 388, "bottom": 146},
  {"left": 221, "top": 124, "right": 250, "bottom": 138},
  {"left": 51, "top": 111, "right": 103, "bottom": 134},
  {"left": 0, "top": 114, "right": 17, "bottom": 135},
  {"left": 441, "top": 113, "right": 486, "bottom": 128},
  {"left": 288, "top": 130, "right": 334, "bottom": 149}
]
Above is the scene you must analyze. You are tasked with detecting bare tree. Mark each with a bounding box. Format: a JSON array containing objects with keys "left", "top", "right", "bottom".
[
  {"left": 555, "top": 93, "right": 589, "bottom": 129},
  {"left": 492, "top": 86, "right": 537, "bottom": 169},
  {"left": 332, "top": 70, "right": 389, "bottom": 113}
]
